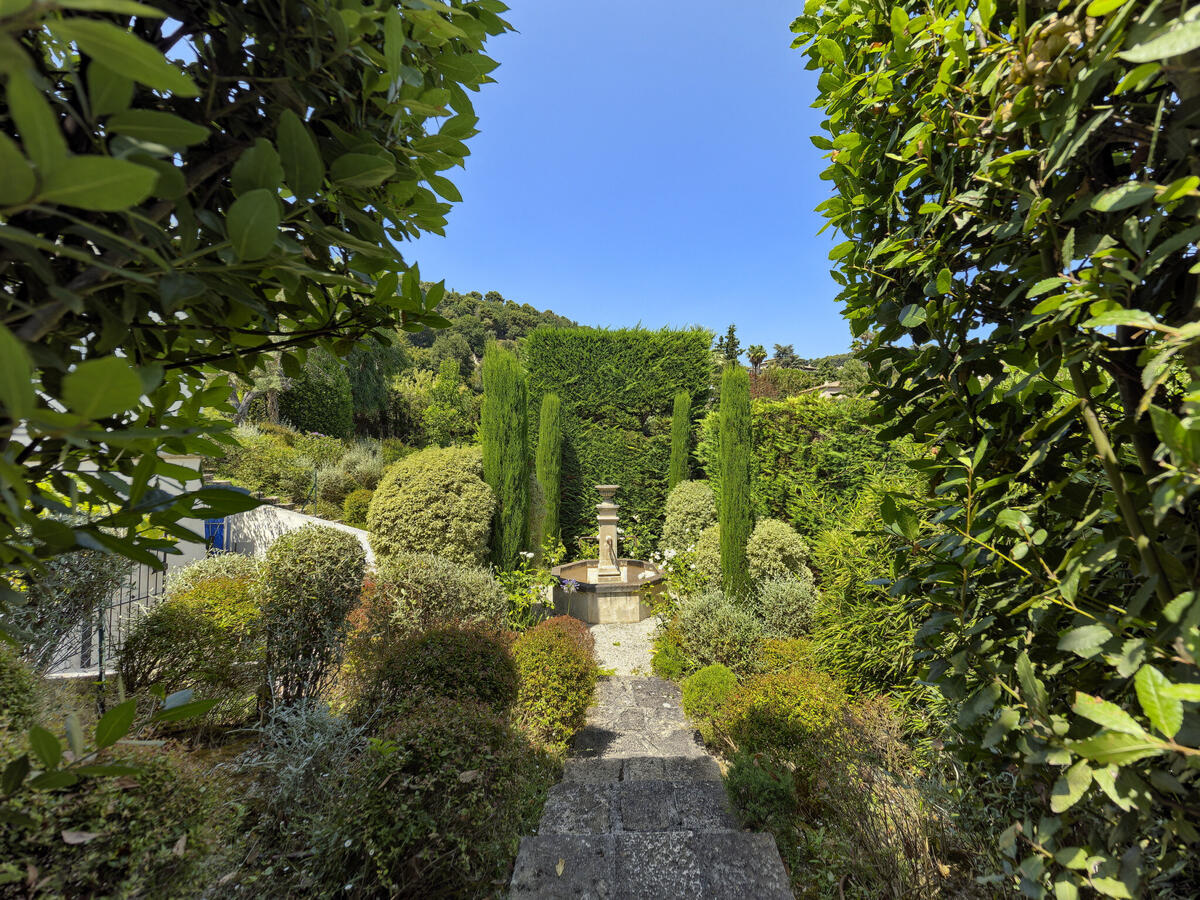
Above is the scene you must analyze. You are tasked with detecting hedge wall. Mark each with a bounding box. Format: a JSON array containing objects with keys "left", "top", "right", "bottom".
[
  {"left": 524, "top": 327, "right": 712, "bottom": 547},
  {"left": 699, "top": 394, "right": 913, "bottom": 538}
]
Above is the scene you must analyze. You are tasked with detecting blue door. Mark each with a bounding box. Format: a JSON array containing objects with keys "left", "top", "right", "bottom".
[{"left": 204, "top": 518, "right": 227, "bottom": 551}]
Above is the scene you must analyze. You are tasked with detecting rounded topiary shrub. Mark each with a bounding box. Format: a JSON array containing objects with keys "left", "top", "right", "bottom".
[
  {"left": 367, "top": 446, "right": 495, "bottom": 566},
  {"left": 313, "top": 696, "right": 554, "bottom": 897},
  {"left": 261, "top": 525, "right": 366, "bottom": 703},
  {"left": 164, "top": 552, "right": 260, "bottom": 602},
  {"left": 346, "top": 624, "right": 518, "bottom": 718},
  {"left": 342, "top": 488, "right": 373, "bottom": 527},
  {"left": 120, "top": 574, "right": 262, "bottom": 724},
  {"left": 375, "top": 553, "right": 507, "bottom": 633},
  {"left": 715, "top": 668, "right": 847, "bottom": 758},
  {"left": 693, "top": 523, "right": 723, "bottom": 585},
  {"left": 0, "top": 741, "right": 224, "bottom": 898},
  {"left": 682, "top": 664, "right": 737, "bottom": 743},
  {"left": 651, "top": 624, "right": 694, "bottom": 681},
  {"left": 513, "top": 618, "right": 597, "bottom": 747},
  {"left": 0, "top": 642, "right": 36, "bottom": 732},
  {"left": 661, "top": 480, "right": 717, "bottom": 552},
  {"left": 754, "top": 573, "right": 820, "bottom": 638},
  {"left": 746, "top": 518, "right": 810, "bottom": 583},
  {"left": 676, "top": 588, "right": 764, "bottom": 674},
  {"left": 279, "top": 348, "right": 354, "bottom": 439}
]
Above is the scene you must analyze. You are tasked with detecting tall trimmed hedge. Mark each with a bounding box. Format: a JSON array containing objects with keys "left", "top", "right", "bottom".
[
  {"left": 279, "top": 348, "right": 354, "bottom": 439},
  {"left": 719, "top": 364, "right": 751, "bottom": 597},
  {"left": 524, "top": 327, "right": 712, "bottom": 546},
  {"left": 667, "top": 391, "right": 691, "bottom": 491},
  {"left": 699, "top": 395, "right": 912, "bottom": 539},
  {"left": 535, "top": 394, "right": 563, "bottom": 544},
  {"left": 481, "top": 343, "right": 529, "bottom": 569}
]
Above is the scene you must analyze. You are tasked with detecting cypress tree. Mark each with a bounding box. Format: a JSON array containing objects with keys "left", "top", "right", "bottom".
[
  {"left": 718, "top": 364, "right": 751, "bottom": 597},
  {"left": 481, "top": 343, "right": 529, "bottom": 569},
  {"left": 667, "top": 390, "right": 691, "bottom": 491},
  {"left": 535, "top": 393, "right": 563, "bottom": 546}
]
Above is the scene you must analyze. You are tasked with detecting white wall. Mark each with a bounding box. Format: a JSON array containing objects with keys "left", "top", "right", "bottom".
[{"left": 224, "top": 504, "right": 375, "bottom": 567}]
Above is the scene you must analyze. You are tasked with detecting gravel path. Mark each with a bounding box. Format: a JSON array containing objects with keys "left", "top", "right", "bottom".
[{"left": 589, "top": 618, "right": 659, "bottom": 676}]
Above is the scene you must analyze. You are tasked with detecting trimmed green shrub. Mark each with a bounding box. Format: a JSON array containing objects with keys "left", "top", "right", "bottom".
[
  {"left": 120, "top": 574, "right": 262, "bottom": 723},
  {"left": 376, "top": 552, "right": 508, "bottom": 632},
  {"left": 313, "top": 697, "right": 555, "bottom": 897},
  {"left": 290, "top": 431, "right": 347, "bottom": 468},
  {"left": 261, "top": 526, "right": 366, "bottom": 703},
  {"left": 379, "top": 438, "right": 413, "bottom": 466},
  {"left": 279, "top": 348, "right": 354, "bottom": 439},
  {"left": 481, "top": 343, "right": 530, "bottom": 569},
  {"left": 719, "top": 364, "right": 752, "bottom": 597},
  {"left": 342, "top": 488, "right": 373, "bottom": 527},
  {"left": 667, "top": 390, "right": 691, "bottom": 490},
  {"left": 0, "top": 643, "right": 36, "bottom": 732},
  {"left": 535, "top": 393, "right": 563, "bottom": 544},
  {"left": 682, "top": 664, "right": 737, "bottom": 736},
  {"left": 715, "top": 668, "right": 846, "bottom": 756},
  {"left": 221, "top": 424, "right": 313, "bottom": 503},
  {"left": 0, "top": 741, "right": 223, "bottom": 897},
  {"left": 367, "top": 446, "right": 495, "bottom": 566},
  {"left": 525, "top": 327, "right": 712, "bottom": 546},
  {"left": 165, "top": 552, "right": 260, "bottom": 601},
  {"left": 755, "top": 575, "right": 820, "bottom": 638},
  {"left": 759, "top": 637, "right": 817, "bottom": 673},
  {"left": 347, "top": 624, "right": 518, "bottom": 718},
  {"left": 676, "top": 588, "right": 763, "bottom": 674},
  {"left": 746, "top": 518, "right": 809, "bottom": 582},
  {"left": 539, "top": 615, "right": 594, "bottom": 656},
  {"left": 513, "top": 617, "right": 597, "bottom": 747},
  {"left": 651, "top": 624, "right": 693, "bottom": 681},
  {"left": 661, "top": 480, "right": 717, "bottom": 552},
  {"left": 693, "top": 523, "right": 723, "bottom": 585}
]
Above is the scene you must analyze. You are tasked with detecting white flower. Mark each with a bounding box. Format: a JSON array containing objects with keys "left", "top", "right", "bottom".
[
  {"left": 520, "top": 551, "right": 534, "bottom": 559},
  {"left": 664, "top": 548, "right": 677, "bottom": 560}
]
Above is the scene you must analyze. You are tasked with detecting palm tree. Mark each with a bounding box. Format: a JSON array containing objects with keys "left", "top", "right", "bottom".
[{"left": 747, "top": 344, "right": 767, "bottom": 376}]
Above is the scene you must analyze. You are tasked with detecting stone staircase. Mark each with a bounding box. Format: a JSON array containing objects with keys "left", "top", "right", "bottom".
[{"left": 510, "top": 676, "right": 792, "bottom": 899}]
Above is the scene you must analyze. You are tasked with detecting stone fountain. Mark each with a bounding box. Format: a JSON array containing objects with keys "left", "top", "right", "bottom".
[{"left": 547, "top": 485, "right": 664, "bottom": 623}]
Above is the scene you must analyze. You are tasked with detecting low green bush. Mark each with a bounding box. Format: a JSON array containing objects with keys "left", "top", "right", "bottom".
[
  {"left": 513, "top": 617, "right": 597, "bottom": 747},
  {"left": 346, "top": 624, "right": 518, "bottom": 719},
  {"left": 682, "top": 664, "right": 737, "bottom": 741},
  {"left": 651, "top": 624, "right": 693, "bottom": 680},
  {"left": 746, "top": 517, "right": 809, "bottom": 582},
  {"left": 290, "top": 431, "right": 347, "bottom": 467},
  {"left": 754, "top": 573, "right": 819, "bottom": 638},
  {"left": 164, "top": 552, "right": 260, "bottom": 601},
  {"left": 539, "top": 615, "right": 594, "bottom": 656},
  {"left": 676, "top": 589, "right": 764, "bottom": 674},
  {"left": 342, "top": 488, "right": 373, "bottom": 527},
  {"left": 661, "top": 480, "right": 717, "bottom": 552},
  {"left": 367, "top": 446, "right": 495, "bottom": 565},
  {"left": 261, "top": 526, "right": 366, "bottom": 704},
  {"left": 379, "top": 438, "right": 413, "bottom": 466},
  {"left": 375, "top": 552, "right": 507, "bottom": 633},
  {"left": 313, "top": 697, "right": 555, "bottom": 897},
  {"left": 278, "top": 348, "right": 354, "bottom": 439},
  {"left": 0, "top": 643, "right": 36, "bottom": 732},
  {"left": 0, "top": 741, "right": 224, "bottom": 896},
  {"left": 225, "top": 426, "right": 313, "bottom": 502},
  {"left": 758, "top": 637, "right": 816, "bottom": 673},
  {"left": 120, "top": 574, "right": 262, "bottom": 724},
  {"left": 715, "top": 668, "right": 846, "bottom": 765}
]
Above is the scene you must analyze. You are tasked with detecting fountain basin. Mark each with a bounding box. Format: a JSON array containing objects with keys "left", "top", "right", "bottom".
[{"left": 547, "top": 558, "right": 664, "bottom": 624}]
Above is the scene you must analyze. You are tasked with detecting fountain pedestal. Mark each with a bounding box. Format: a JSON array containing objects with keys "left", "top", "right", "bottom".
[{"left": 545, "top": 484, "right": 664, "bottom": 624}]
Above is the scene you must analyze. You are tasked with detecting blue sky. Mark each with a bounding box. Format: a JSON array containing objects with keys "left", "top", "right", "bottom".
[{"left": 407, "top": 0, "right": 848, "bottom": 358}]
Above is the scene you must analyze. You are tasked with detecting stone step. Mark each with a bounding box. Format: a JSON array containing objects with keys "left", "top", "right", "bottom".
[
  {"left": 509, "top": 831, "right": 793, "bottom": 900},
  {"left": 562, "top": 754, "right": 722, "bottom": 784},
  {"left": 539, "top": 778, "right": 737, "bottom": 835},
  {"left": 570, "top": 722, "right": 707, "bottom": 760}
]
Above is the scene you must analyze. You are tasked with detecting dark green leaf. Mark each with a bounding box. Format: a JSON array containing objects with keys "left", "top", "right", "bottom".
[
  {"left": 107, "top": 110, "right": 209, "bottom": 147},
  {"left": 94, "top": 699, "right": 137, "bottom": 749},
  {"left": 62, "top": 357, "right": 145, "bottom": 419},
  {"left": 226, "top": 189, "right": 280, "bottom": 261},
  {"left": 331, "top": 152, "right": 396, "bottom": 187},
  {"left": 1091, "top": 182, "right": 1156, "bottom": 212},
  {"left": 87, "top": 61, "right": 134, "bottom": 117},
  {"left": 1134, "top": 665, "right": 1182, "bottom": 738},
  {"left": 0, "top": 323, "right": 34, "bottom": 420},
  {"left": 151, "top": 698, "right": 218, "bottom": 723},
  {"left": 28, "top": 726, "right": 62, "bottom": 770},
  {"left": 0, "top": 133, "right": 36, "bottom": 205},
  {"left": 49, "top": 18, "right": 199, "bottom": 97},
  {"left": 39, "top": 156, "right": 156, "bottom": 211},
  {"left": 231, "top": 139, "right": 284, "bottom": 194},
  {"left": 6, "top": 71, "right": 68, "bottom": 173},
  {"left": 277, "top": 110, "right": 324, "bottom": 198}
]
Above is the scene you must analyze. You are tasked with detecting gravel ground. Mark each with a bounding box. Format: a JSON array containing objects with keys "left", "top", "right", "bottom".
[{"left": 588, "top": 618, "right": 660, "bottom": 676}]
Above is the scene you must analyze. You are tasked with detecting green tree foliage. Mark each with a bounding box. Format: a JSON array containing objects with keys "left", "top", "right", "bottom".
[
  {"left": 715, "top": 324, "right": 742, "bottom": 362},
  {"left": 404, "top": 288, "right": 577, "bottom": 360},
  {"left": 667, "top": 391, "right": 692, "bottom": 490},
  {"left": 747, "top": 344, "right": 767, "bottom": 375},
  {"left": 719, "top": 364, "right": 751, "bottom": 597},
  {"left": 525, "top": 327, "right": 713, "bottom": 545},
  {"left": 422, "top": 358, "right": 478, "bottom": 446},
  {"left": 0, "top": 0, "right": 508, "bottom": 612},
  {"left": 480, "top": 343, "right": 529, "bottom": 569},
  {"left": 771, "top": 344, "right": 800, "bottom": 368},
  {"left": 699, "top": 395, "right": 912, "bottom": 539},
  {"left": 279, "top": 348, "right": 354, "bottom": 439},
  {"left": 535, "top": 393, "right": 564, "bottom": 544},
  {"left": 795, "top": 0, "right": 1200, "bottom": 893},
  {"left": 345, "top": 337, "right": 409, "bottom": 436}
]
